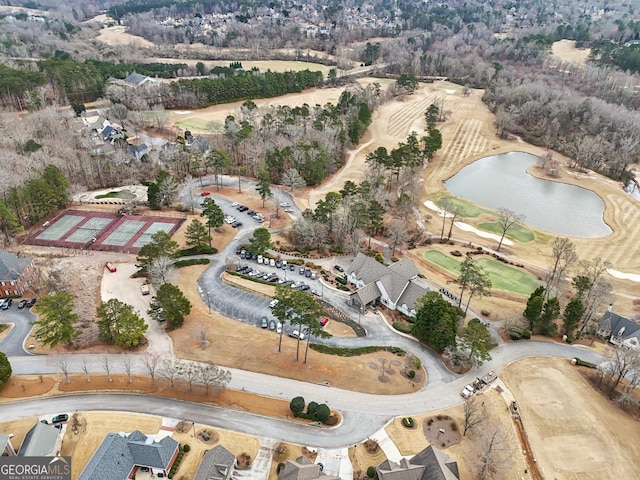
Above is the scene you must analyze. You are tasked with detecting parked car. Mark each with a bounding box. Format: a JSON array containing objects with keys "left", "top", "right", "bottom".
[
  {"left": 289, "top": 264, "right": 295, "bottom": 271},
  {"left": 334, "top": 265, "right": 344, "bottom": 273},
  {"left": 17, "top": 299, "right": 28, "bottom": 309},
  {"left": 304, "top": 268, "right": 312, "bottom": 278},
  {"left": 261, "top": 316, "right": 268, "bottom": 328},
  {"left": 460, "top": 385, "right": 474, "bottom": 399},
  {"left": 298, "top": 284, "right": 310, "bottom": 291},
  {"left": 105, "top": 261, "right": 117, "bottom": 272},
  {"left": 311, "top": 289, "right": 321, "bottom": 297},
  {"left": 288, "top": 330, "right": 305, "bottom": 340},
  {"left": 269, "top": 320, "right": 276, "bottom": 331},
  {"left": 200, "top": 191, "right": 211, "bottom": 196},
  {"left": 280, "top": 202, "right": 291, "bottom": 207},
  {"left": 269, "top": 299, "right": 279, "bottom": 309},
  {"left": 283, "top": 208, "right": 294, "bottom": 213},
  {"left": 299, "top": 267, "right": 306, "bottom": 275},
  {"left": 319, "top": 316, "right": 329, "bottom": 327},
  {"left": 51, "top": 414, "right": 69, "bottom": 423},
  {"left": 275, "top": 260, "right": 282, "bottom": 268},
  {"left": 276, "top": 322, "right": 282, "bottom": 334},
  {"left": 1, "top": 298, "right": 12, "bottom": 310},
  {"left": 26, "top": 298, "right": 37, "bottom": 307},
  {"left": 311, "top": 272, "right": 317, "bottom": 280},
  {"left": 231, "top": 221, "right": 243, "bottom": 228},
  {"left": 269, "top": 259, "right": 276, "bottom": 267}
]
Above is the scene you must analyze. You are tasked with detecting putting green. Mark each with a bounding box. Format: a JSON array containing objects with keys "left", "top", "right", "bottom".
[
  {"left": 477, "top": 222, "right": 534, "bottom": 243},
  {"left": 436, "top": 196, "right": 492, "bottom": 218},
  {"left": 424, "top": 250, "right": 540, "bottom": 295}
]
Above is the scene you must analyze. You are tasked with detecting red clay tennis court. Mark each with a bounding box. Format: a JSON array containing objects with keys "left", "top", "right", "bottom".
[{"left": 27, "top": 210, "right": 184, "bottom": 253}]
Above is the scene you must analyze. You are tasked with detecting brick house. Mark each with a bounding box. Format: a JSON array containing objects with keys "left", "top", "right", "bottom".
[{"left": 0, "top": 251, "right": 36, "bottom": 298}]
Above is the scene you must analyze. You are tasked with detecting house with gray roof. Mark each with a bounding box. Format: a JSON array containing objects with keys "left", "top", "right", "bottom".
[
  {"left": 376, "top": 446, "right": 459, "bottom": 480},
  {"left": 347, "top": 253, "right": 427, "bottom": 316},
  {"left": 278, "top": 455, "right": 341, "bottom": 480},
  {"left": 194, "top": 445, "right": 236, "bottom": 480},
  {"left": 17, "top": 422, "right": 60, "bottom": 457},
  {"left": 119, "top": 72, "right": 158, "bottom": 88},
  {"left": 0, "top": 432, "right": 17, "bottom": 456},
  {"left": 0, "top": 250, "right": 36, "bottom": 298},
  {"left": 78, "top": 430, "right": 178, "bottom": 480},
  {"left": 598, "top": 309, "right": 640, "bottom": 350}
]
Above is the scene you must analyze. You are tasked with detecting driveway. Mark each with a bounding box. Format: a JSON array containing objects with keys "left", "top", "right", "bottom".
[{"left": 0, "top": 305, "right": 37, "bottom": 356}]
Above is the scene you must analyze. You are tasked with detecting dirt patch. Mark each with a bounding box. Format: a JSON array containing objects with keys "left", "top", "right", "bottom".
[
  {"left": 423, "top": 415, "right": 461, "bottom": 449},
  {"left": 501, "top": 358, "right": 640, "bottom": 479},
  {"left": 171, "top": 265, "right": 425, "bottom": 394},
  {"left": 551, "top": 39, "right": 591, "bottom": 65},
  {"left": 1, "top": 375, "right": 55, "bottom": 397}
]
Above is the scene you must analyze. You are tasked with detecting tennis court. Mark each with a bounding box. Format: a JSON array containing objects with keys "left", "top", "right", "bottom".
[
  {"left": 35, "top": 214, "right": 84, "bottom": 241},
  {"left": 103, "top": 220, "right": 146, "bottom": 246},
  {"left": 134, "top": 222, "right": 176, "bottom": 247},
  {"left": 28, "top": 210, "right": 183, "bottom": 253}
]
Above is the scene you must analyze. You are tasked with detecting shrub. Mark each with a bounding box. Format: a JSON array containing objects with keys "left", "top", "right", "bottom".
[
  {"left": 315, "top": 404, "right": 331, "bottom": 423},
  {"left": 307, "top": 401, "right": 319, "bottom": 415},
  {"left": 407, "top": 369, "right": 416, "bottom": 378},
  {"left": 367, "top": 466, "right": 376, "bottom": 478},
  {"left": 182, "top": 444, "right": 190, "bottom": 452},
  {"left": 480, "top": 309, "right": 491, "bottom": 317},
  {"left": 566, "top": 336, "right": 573, "bottom": 343},
  {"left": 574, "top": 357, "right": 597, "bottom": 368},
  {"left": 336, "top": 276, "right": 347, "bottom": 285},
  {"left": 309, "top": 345, "right": 406, "bottom": 357},
  {"left": 451, "top": 250, "right": 463, "bottom": 257},
  {"left": 374, "top": 253, "right": 385, "bottom": 264},
  {"left": 173, "top": 258, "right": 210, "bottom": 268},
  {"left": 290, "top": 396, "right": 305, "bottom": 413},
  {"left": 522, "top": 329, "right": 532, "bottom": 339},
  {"left": 177, "top": 245, "right": 217, "bottom": 256},
  {"left": 510, "top": 332, "right": 522, "bottom": 340},
  {"left": 336, "top": 284, "right": 350, "bottom": 291},
  {"left": 277, "top": 463, "right": 286, "bottom": 474},
  {"left": 402, "top": 417, "right": 414, "bottom": 428},
  {"left": 393, "top": 322, "right": 412, "bottom": 334}
]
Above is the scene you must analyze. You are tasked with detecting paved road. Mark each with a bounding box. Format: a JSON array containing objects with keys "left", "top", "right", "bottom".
[{"left": 0, "top": 306, "right": 36, "bottom": 356}]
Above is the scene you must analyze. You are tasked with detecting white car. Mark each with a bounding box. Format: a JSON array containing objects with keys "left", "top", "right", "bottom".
[
  {"left": 460, "top": 385, "right": 474, "bottom": 398},
  {"left": 280, "top": 202, "right": 291, "bottom": 207},
  {"left": 269, "top": 299, "right": 279, "bottom": 308},
  {"left": 288, "top": 330, "right": 305, "bottom": 340},
  {"left": 276, "top": 322, "right": 282, "bottom": 334}
]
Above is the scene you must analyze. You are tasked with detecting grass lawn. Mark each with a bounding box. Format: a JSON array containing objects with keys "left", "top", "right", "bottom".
[
  {"left": 436, "top": 196, "right": 492, "bottom": 218},
  {"left": 423, "top": 250, "right": 540, "bottom": 295},
  {"left": 477, "top": 222, "right": 535, "bottom": 243},
  {"left": 174, "top": 118, "right": 223, "bottom": 132}
]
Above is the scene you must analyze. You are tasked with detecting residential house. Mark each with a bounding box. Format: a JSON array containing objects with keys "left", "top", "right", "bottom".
[
  {"left": 194, "top": 445, "right": 236, "bottom": 480},
  {"left": 0, "top": 432, "right": 17, "bottom": 456},
  {"left": 0, "top": 251, "right": 36, "bottom": 298},
  {"left": 376, "top": 445, "right": 460, "bottom": 480},
  {"left": 188, "top": 135, "right": 211, "bottom": 154},
  {"left": 17, "top": 422, "right": 60, "bottom": 457},
  {"left": 121, "top": 72, "right": 159, "bottom": 88},
  {"left": 598, "top": 309, "right": 640, "bottom": 350},
  {"left": 78, "top": 430, "right": 179, "bottom": 480},
  {"left": 278, "top": 455, "right": 341, "bottom": 480},
  {"left": 129, "top": 143, "right": 150, "bottom": 161},
  {"left": 347, "top": 253, "right": 427, "bottom": 316}
]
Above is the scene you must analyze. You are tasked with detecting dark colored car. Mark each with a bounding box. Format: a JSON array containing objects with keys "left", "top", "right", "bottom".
[
  {"left": 231, "top": 221, "right": 243, "bottom": 228},
  {"left": 51, "top": 414, "right": 69, "bottom": 423},
  {"left": 261, "top": 316, "right": 269, "bottom": 328},
  {"left": 26, "top": 298, "right": 37, "bottom": 307},
  {"left": 298, "top": 284, "right": 310, "bottom": 291},
  {"left": 289, "top": 264, "right": 295, "bottom": 271},
  {"left": 269, "top": 319, "right": 276, "bottom": 331},
  {"left": 334, "top": 265, "right": 344, "bottom": 273},
  {"left": 17, "top": 299, "right": 28, "bottom": 309}
]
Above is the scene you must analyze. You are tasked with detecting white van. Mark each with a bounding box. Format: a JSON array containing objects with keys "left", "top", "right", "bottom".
[{"left": 257, "top": 255, "right": 264, "bottom": 264}]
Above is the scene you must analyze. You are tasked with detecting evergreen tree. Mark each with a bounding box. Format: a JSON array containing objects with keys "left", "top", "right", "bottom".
[
  {"left": 33, "top": 292, "right": 80, "bottom": 347},
  {"left": 413, "top": 291, "right": 458, "bottom": 351}
]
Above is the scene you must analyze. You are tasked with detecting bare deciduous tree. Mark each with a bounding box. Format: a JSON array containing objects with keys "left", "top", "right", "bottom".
[
  {"left": 495, "top": 208, "right": 525, "bottom": 252},
  {"left": 54, "top": 355, "right": 72, "bottom": 384},
  {"left": 475, "top": 424, "right": 513, "bottom": 480},
  {"left": 80, "top": 356, "right": 91, "bottom": 382},
  {"left": 463, "top": 396, "right": 487, "bottom": 435},
  {"left": 180, "top": 361, "right": 198, "bottom": 391},
  {"left": 160, "top": 359, "right": 181, "bottom": 388},
  {"left": 197, "top": 362, "right": 232, "bottom": 395},
  {"left": 143, "top": 352, "right": 162, "bottom": 384},
  {"left": 101, "top": 355, "right": 112, "bottom": 382},
  {"left": 281, "top": 168, "right": 306, "bottom": 191},
  {"left": 545, "top": 237, "right": 577, "bottom": 299},
  {"left": 147, "top": 255, "right": 177, "bottom": 288},
  {"left": 121, "top": 354, "right": 134, "bottom": 383}
]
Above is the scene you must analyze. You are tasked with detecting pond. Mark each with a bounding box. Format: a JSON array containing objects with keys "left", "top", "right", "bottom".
[{"left": 444, "top": 152, "right": 612, "bottom": 237}]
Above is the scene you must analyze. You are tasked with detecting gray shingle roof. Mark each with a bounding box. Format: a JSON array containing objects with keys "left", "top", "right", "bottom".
[
  {"left": 78, "top": 430, "right": 178, "bottom": 480},
  {"left": 599, "top": 311, "right": 640, "bottom": 342},
  {"left": 123, "top": 72, "right": 149, "bottom": 86},
  {"left": 387, "top": 258, "right": 419, "bottom": 280},
  {"left": 351, "top": 281, "right": 381, "bottom": 306},
  {"left": 194, "top": 445, "right": 236, "bottom": 480},
  {"left": 0, "top": 251, "right": 32, "bottom": 281},
  {"left": 376, "top": 446, "right": 459, "bottom": 480},
  {"left": 18, "top": 422, "right": 58, "bottom": 456},
  {"left": 348, "top": 253, "right": 388, "bottom": 285},
  {"left": 396, "top": 281, "right": 427, "bottom": 312}
]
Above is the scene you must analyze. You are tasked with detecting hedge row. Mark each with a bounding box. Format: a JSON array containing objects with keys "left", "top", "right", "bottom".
[
  {"left": 173, "top": 258, "right": 210, "bottom": 268},
  {"left": 393, "top": 322, "right": 412, "bottom": 334},
  {"left": 177, "top": 245, "right": 217, "bottom": 256},
  {"left": 574, "top": 357, "right": 597, "bottom": 369},
  {"left": 309, "top": 344, "right": 405, "bottom": 357}
]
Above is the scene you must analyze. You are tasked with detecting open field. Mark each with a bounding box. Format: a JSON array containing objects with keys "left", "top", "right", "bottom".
[
  {"left": 552, "top": 39, "right": 591, "bottom": 65},
  {"left": 423, "top": 249, "right": 540, "bottom": 296},
  {"left": 501, "top": 358, "right": 640, "bottom": 479}
]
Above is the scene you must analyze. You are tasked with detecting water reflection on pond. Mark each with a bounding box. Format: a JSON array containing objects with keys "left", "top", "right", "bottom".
[{"left": 444, "top": 152, "right": 612, "bottom": 238}]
